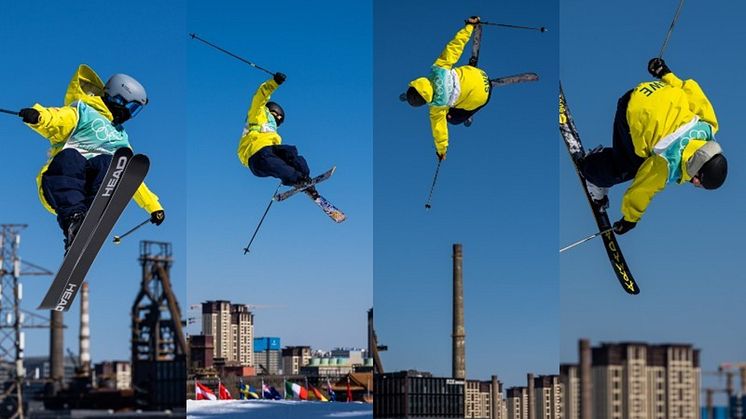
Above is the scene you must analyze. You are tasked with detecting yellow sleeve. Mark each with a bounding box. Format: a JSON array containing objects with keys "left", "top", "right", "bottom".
[
  {"left": 430, "top": 107, "right": 449, "bottom": 154},
  {"left": 133, "top": 182, "right": 163, "bottom": 214},
  {"left": 433, "top": 25, "right": 474, "bottom": 70},
  {"left": 247, "top": 79, "right": 279, "bottom": 124},
  {"left": 621, "top": 156, "right": 668, "bottom": 222},
  {"left": 26, "top": 104, "right": 78, "bottom": 144},
  {"left": 662, "top": 73, "right": 718, "bottom": 133}
]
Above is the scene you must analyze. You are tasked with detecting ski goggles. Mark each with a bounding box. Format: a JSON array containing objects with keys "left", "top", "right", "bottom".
[{"left": 107, "top": 94, "right": 146, "bottom": 118}]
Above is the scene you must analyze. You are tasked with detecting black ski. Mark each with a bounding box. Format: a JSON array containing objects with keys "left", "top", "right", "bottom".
[
  {"left": 39, "top": 152, "right": 150, "bottom": 310},
  {"left": 490, "top": 72, "right": 539, "bottom": 87},
  {"left": 469, "top": 23, "right": 483, "bottom": 67},
  {"left": 559, "top": 84, "right": 639, "bottom": 295}
]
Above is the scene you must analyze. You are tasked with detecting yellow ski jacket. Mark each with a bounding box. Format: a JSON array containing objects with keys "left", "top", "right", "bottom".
[
  {"left": 25, "top": 65, "right": 162, "bottom": 215},
  {"left": 237, "top": 78, "right": 282, "bottom": 166},
  {"left": 622, "top": 72, "right": 718, "bottom": 222},
  {"left": 409, "top": 24, "right": 491, "bottom": 155}
]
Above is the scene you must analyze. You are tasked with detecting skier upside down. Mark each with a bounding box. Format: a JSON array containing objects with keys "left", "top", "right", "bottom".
[
  {"left": 404, "top": 16, "right": 492, "bottom": 161},
  {"left": 18, "top": 65, "right": 165, "bottom": 250},
  {"left": 582, "top": 58, "right": 727, "bottom": 235}
]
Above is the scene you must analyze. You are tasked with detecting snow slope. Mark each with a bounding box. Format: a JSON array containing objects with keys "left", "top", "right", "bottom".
[{"left": 187, "top": 400, "right": 372, "bottom": 418}]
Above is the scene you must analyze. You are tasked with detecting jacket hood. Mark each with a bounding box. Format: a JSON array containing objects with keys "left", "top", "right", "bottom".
[
  {"left": 64, "top": 64, "right": 114, "bottom": 121},
  {"left": 409, "top": 77, "right": 433, "bottom": 103}
]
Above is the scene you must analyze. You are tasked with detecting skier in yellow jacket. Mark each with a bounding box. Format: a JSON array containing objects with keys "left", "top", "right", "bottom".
[
  {"left": 404, "top": 16, "right": 491, "bottom": 160},
  {"left": 17, "top": 65, "right": 165, "bottom": 249},
  {"left": 237, "top": 72, "right": 319, "bottom": 197},
  {"left": 582, "top": 58, "right": 727, "bottom": 234}
]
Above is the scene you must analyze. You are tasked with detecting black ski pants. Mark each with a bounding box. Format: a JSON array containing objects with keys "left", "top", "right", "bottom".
[
  {"left": 248, "top": 144, "right": 310, "bottom": 186},
  {"left": 447, "top": 81, "right": 493, "bottom": 125},
  {"left": 41, "top": 148, "right": 113, "bottom": 232},
  {"left": 580, "top": 90, "right": 645, "bottom": 187}
]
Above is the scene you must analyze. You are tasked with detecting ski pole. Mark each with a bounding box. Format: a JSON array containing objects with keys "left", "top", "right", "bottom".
[
  {"left": 479, "top": 21, "right": 547, "bottom": 33},
  {"left": 0, "top": 108, "right": 19, "bottom": 116},
  {"left": 112, "top": 217, "right": 151, "bottom": 245},
  {"left": 244, "top": 183, "right": 282, "bottom": 254},
  {"left": 559, "top": 228, "right": 614, "bottom": 253},
  {"left": 189, "top": 33, "right": 275, "bottom": 76},
  {"left": 658, "top": 0, "right": 685, "bottom": 58},
  {"left": 424, "top": 160, "right": 443, "bottom": 210}
]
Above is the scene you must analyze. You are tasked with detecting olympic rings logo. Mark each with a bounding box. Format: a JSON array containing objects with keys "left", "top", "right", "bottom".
[{"left": 91, "top": 118, "right": 125, "bottom": 144}]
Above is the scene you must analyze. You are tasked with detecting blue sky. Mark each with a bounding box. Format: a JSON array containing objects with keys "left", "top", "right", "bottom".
[
  {"left": 0, "top": 2, "right": 186, "bottom": 361},
  {"left": 560, "top": 0, "right": 746, "bottom": 402},
  {"left": 374, "top": 1, "right": 559, "bottom": 387},
  {"left": 185, "top": 1, "right": 372, "bottom": 349}
]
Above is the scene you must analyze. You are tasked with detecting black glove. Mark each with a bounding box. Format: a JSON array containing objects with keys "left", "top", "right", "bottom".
[
  {"left": 613, "top": 218, "right": 637, "bottom": 235},
  {"left": 647, "top": 58, "right": 671, "bottom": 79},
  {"left": 19, "top": 108, "right": 40, "bottom": 124},
  {"left": 274, "top": 72, "right": 286, "bottom": 85},
  {"left": 466, "top": 16, "right": 480, "bottom": 25},
  {"left": 150, "top": 210, "right": 165, "bottom": 226},
  {"left": 436, "top": 151, "right": 446, "bottom": 161}
]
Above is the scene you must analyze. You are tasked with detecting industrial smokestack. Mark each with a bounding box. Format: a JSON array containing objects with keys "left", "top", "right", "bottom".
[
  {"left": 452, "top": 243, "right": 465, "bottom": 380},
  {"left": 49, "top": 310, "right": 64, "bottom": 391},
  {"left": 527, "top": 373, "right": 535, "bottom": 419},
  {"left": 79, "top": 282, "right": 91, "bottom": 375},
  {"left": 579, "top": 339, "right": 592, "bottom": 419}
]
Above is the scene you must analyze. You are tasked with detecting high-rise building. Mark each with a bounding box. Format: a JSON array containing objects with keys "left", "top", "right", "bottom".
[
  {"left": 282, "top": 346, "right": 311, "bottom": 375},
  {"left": 466, "top": 379, "right": 504, "bottom": 419},
  {"left": 506, "top": 387, "right": 529, "bottom": 419},
  {"left": 534, "top": 375, "right": 561, "bottom": 419},
  {"left": 254, "top": 337, "right": 281, "bottom": 375},
  {"left": 560, "top": 364, "right": 580, "bottom": 419},
  {"left": 201, "top": 300, "right": 254, "bottom": 366},
  {"left": 560, "top": 340, "right": 701, "bottom": 419}
]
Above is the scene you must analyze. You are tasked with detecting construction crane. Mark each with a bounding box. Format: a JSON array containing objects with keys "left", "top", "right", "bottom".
[{"left": 719, "top": 363, "right": 746, "bottom": 395}]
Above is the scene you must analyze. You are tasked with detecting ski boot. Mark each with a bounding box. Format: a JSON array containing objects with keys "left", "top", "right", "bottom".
[
  {"left": 304, "top": 186, "right": 321, "bottom": 200},
  {"left": 62, "top": 212, "right": 85, "bottom": 254}
]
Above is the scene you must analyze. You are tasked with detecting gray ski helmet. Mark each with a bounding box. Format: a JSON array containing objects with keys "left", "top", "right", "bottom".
[
  {"left": 267, "top": 101, "right": 285, "bottom": 126},
  {"left": 104, "top": 73, "right": 148, "bottom": 118}
]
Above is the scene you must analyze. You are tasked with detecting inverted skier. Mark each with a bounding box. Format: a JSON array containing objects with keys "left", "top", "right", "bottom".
[
  {"left": 403, "top": 16, "right": 492, "bottom": 160},
  {"left": 582, "top": 58, "right": 727, "bottom": 235},
  {"left": 18, "top": 65, "right": 165, "bottom": 250},
  {"left": 237, "top": 72, "right": 320, "bottom": 198}
]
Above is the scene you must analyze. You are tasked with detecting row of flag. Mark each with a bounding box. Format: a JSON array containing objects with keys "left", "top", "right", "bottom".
[{"left": 194, "top": 377, "right": 353, "bottom": 402}]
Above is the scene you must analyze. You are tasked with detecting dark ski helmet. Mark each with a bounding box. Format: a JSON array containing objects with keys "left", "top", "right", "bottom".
[
  {"left": 697, "top": 153, "right": 727, "bottom": 189},
  {"left": 267, "top": 101, "right": 285, "bottom": 126},
  {"left": 406, "top": 86, "right": 426, "bottom": 107},
  {"left": 103, "top": 73, "right": 148, "bottom": 124}
]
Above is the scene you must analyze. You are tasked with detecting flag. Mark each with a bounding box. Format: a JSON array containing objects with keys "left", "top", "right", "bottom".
[
  {"left": 346, "top": 376, "right": 352, "bottom": 402},
  {"left": 218, "top": 381, "right": 232, "bottom": 400},
  {"left": 195, "top": 381, "right": 217, "bottom": 400},
  {"left": 248, "top": 385, "right": 261, "bottom": 399},
  {"left": 269, "top": 386, "right": 283, "bottom": 400},
  {"left": 262, "top": 383, "right": 272, "bottom": 399},
  {"left": 285, "top": 381, "right": 308, "bottom": 400},
  {"left": 310, "top": 385, "right": 329, "bottom": 402},
  {"left": 238, "top": 381, "right": 248, "bottom": 400},
  {"left": 326, "top": 378, "right": 336, "bottom": 402}
]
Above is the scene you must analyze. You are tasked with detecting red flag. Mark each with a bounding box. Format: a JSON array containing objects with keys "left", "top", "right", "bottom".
[
  {"left": 310, "top": 385, "right": 329, "bottom": 402},
  {"left": 346, "top": 376, "right": 352, "bottom": 402},
  {"left": 218, "top": 382, "right": 233, "bottom": 400},
  {"left": 195, "top": 381, "right": 217, "bottom": 400}
]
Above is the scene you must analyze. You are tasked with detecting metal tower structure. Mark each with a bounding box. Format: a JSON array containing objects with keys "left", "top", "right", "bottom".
[
  {"left": 0, "top": 224, "right": 53, "bottom": 419},
  {"left": 131, "top": 241, "right": 186, "bottom": 409}
]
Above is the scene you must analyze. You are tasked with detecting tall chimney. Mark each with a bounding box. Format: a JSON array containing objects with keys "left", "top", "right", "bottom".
[
  {"left": 579, "top": 339, "right": 592, "bottom": 419},
  {"left": 527, "top": 373, "right": 535, "bottom": 419},
  {"left": 491, "top": 375, "right": 500, "bottom": 419},
  {"left": 49, "top": 310, "right": 64, "bottom": 392},
  {"left": 79, "top": 282, "right": 91, "bottom": 375},
  {"left": 452, "top": 243, "right": 465, "bottom": 380}
]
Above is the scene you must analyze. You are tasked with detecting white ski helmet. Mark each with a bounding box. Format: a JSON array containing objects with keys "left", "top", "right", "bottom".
[{"left": 104, "top": 73, "right": 148, "bottom": 118}]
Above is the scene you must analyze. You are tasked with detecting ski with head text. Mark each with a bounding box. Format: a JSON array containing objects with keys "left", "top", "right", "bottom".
[
  {"left": 38, "top": 152, "right": 150, "bottom": 310},
  {"left": 559, "top": 84, "right": 639, "bottom": 295}
]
